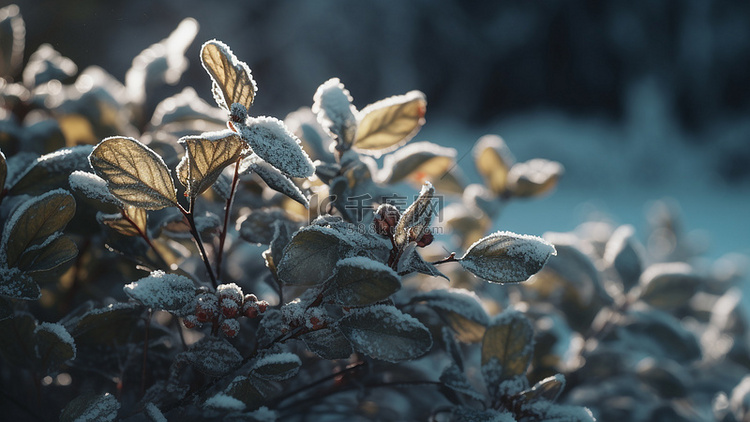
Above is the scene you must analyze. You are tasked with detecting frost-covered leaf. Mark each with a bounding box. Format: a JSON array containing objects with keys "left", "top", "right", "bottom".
[
  {"left": 312, "top": 78, "right": 357, "bottom": 148},
  {"left": 225, "top": 375, "right": 274, "bottom": 409},
  {"left": 34, "top": 322, "right": 76, "bottom": 374},
  {"left": 276, "top": 225, "right": 346, "bottom": 285},
  {"left": 183, "top": 337, "right": 242, "bottom": 377},
  {"left": 69, "top": 170, "right": 121, "bottom": 213},
  {"left": 89, "top": 137, "right": 178, "bottom": 210},
  {"left": 507, "top": 158, "right": 563, "bottom": 198},
  {"left": 460, "top": 231, "right": 556, "bottom": 283},
  {"left": 98, "top": 205, "right": 148, "bottom": 237},
  {"left": 635, "top": 358, "right": 688, "bottom": 399},
  {"left": 150, "top": 87, "right": 227, "bottom": 129},
  {"left": 238, "top": 208, "right": 301, "bottom": 245},
  {"left": 0, "top": 5, "right": 25, "bottom": 78},
  {"left": 338, "top": 304, "right": 432, "bottom": 362},
  {"left": 414, "top": 288, "right": 489, "bottom": 343},
  {"left": 144, "top": 403, "right": 167, "bottom": 422},
  {"left": 301, "top": 326, "right": 353, "bottom": 359},
  {"left": 393, "top": 182, "right": 435, "bottom": 248},
  {"left": 9, "top": 146, "right": 93, "bottom": 196},
  {"left": 60, "top": 393, "right": 120, "bottom": 422},
  {"left": 251, "top": 352, "right": 301, "bottom": 381},
  {"left": 521, "top": 374, "right": 565, "bottom": 402},
  {"left": 263, "top": 220, "right": 293, "bottom": 276},
  {"left": 397, "top": 243, "right": 448, "bottom": 280},
  {"left": 637, "top": 262, "right": 702, "bottom": 310},
  {"left": 66, "top": 302, "right": 141, "bottom": 346},
  {"left": 123, "top": 270, "right": 196, "bottom": 314},
  {"left": 450, "top": 407, "right": 516, "bottom": 422},
  {"left": 201, "top": 39, "right": 256, "bottom": 112},
  {"left": 0, "top": 267, "right": 40, "bottom": 300},
  {"left": 482, "top": 310, "right": 534, "bottom": 382},
  {"left": 354, "top": 90, "right": 426, "bottom": 154},
  {"left": 237, "top": 116, "right": 315, "bottom": 178},
  {"left": 204, "top": 393, "right": 246, "bottom": 412},
  {"left": 16, "top": 235, "right": 77, "bottom": 273},
  {"left": 0, "top": 189, "right": 76, "bottom": 269},
  {"left": 177, "top": 130, "right": 246, "bottom": 198},
  {"left": 242, "top": 156, "right": 309, "bottom": 207},
  {"left": 614, "top": 309, "right": 701, "bottom": 363},
  {"left": 440, "top": 363, "right": 485, "bottom": 401},
  {"left": 532, "top": 404, "right": 596, "bottom": 422},
  {"left": 443, "top": 327, "right": 464, "bottom": 370},
  {"left": 22, "top": 43, "right": 76, "bottom": 86},
  {"left": 330, "top": 257, "right": 401, "bottom": 306},
  {"left": 473, "top": 134, "right": 514, "bottom": 195},
  {"left": 603, "top": 225, "right": 645, "bottom": 292}
]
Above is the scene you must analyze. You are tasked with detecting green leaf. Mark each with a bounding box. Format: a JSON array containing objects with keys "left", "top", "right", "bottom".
[
  {"left": 34, "top": 322, "right": 76, "bottom": 375},
  {"left": 637, "top": 263, "right": 702, "bottom": 310},
  {"left": 330, "top": 257, "right": 401, "bottom": 306},
  {"left": 182, "top": 338, "right": 242, "bottom": 377},
  {"left": 397, "top": 244, "right": 448, "bottom": 280},
  {"left": 89, "top": 136, "right": 178, "bottom": 210},
  {"left": 300, "top": 326, "right": 353, "bottom": 359},
  {"left": 414, "top": 288, "right": 488, "bottom": 343},
  {"left": 481, "top": 310, "right": 534, "bottom": 380},
  {"left": 354, "top": 90, "right": 426, "bottom": 155},
  {"left": 9, "top": 146, "right": 93, "bottom": 196},
  {"left": 201, "top": 40, "right": 257, "bottom": 112},
  {"left": 379, "top": 142, "right": 463, "bottom": 193},
  {"left": 1, "top": 189, "right": 76, "bottom": 269},
  {"left": 338, "top": 305, "right": 432, "bottom": 362},
  {"left": 123, "top": 270, "right": 196, "bottom": 314},
  {"left": 238, "top": 208, "right": 301, "bottom": 245},
  {"left": 60, "top": 393, "right": 120, "bottom": 422},
  {"left": 224, "top": 375, "right": 273, "bottom": 410},
  {"left": 251, "top": 352, "right": 301, "bottom": 381},
  {"left": 176, "top": 130, "right": 246, "bottom": 198},
  {"left": 0, "top": 267, "right": 39, "bottom": 300},
  {"left": 473, "top": 134, "right": 514, "bottom": 196},
  {"left": 276, "top": 226, "right": 345, "bottom": 285},
  {"left": 603, "top": 225, "right": 645, "bottom": 292},
  {"left": 393, "top": 181, "right": 435, "bottom": 248},
  {"left": 263, "top": 220, "right": 293, "bottom": 277},
  {"left": 16, "top": 235, "right": 77, "bottom": 273},
  {"left": 521, "top": 374, "right": 566, "bottom": 402},
  {"left": 66, "top": 302, "right": 141, "bottom": 346},
  {"left": 459, "top": 231, "right": 556, "bottom": 283}
]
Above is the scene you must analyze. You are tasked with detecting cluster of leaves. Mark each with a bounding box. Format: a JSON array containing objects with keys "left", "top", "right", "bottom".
[{"left": 1, "top": 5, "right": 747, "bottom": 422}]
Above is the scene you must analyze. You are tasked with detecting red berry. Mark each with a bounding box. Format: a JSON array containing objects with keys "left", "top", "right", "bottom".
[
  {"left": 416, "top": 231, "right": 434, "bottom": 247},
  {"left": 256, "top": 300, "right": 268, "bottom": 313},
  {"left": 243, "top": 302, "right": 259, "bottom": 319},
  {"left": 243, "top": 293, "right": 258, "bottom": 305},
  {"left": 183, "top": 315, "right": 199, "bottom": 329},
  {"left": 217, "top": 283, "right": 244, "bottom": 306},
  {"left": 221, "top": 298, "right": 239, "bottom": 319},
  {"left": 221, "top": 319, "right": 239, "bottom": 338}
]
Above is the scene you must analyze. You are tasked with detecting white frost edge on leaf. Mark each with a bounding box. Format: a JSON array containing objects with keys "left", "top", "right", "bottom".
[
  {"left": 246, "top": 406, "right": 278, "bottom": 422},
  {"left": 343, "top": 304, "right": 423, "bottom": 333},
  {"left": 123, "top": 270, "right": 195, "bottom": 311},
  {"left": 204, "top": 393, "right": 246, "bottom": 411},
  {"left": 379, "top": 141, "right": 457, "bottom": 182},
  {"left": 239, "top": 116, "right": 315, "bottom": 178},
  {"left": 414, "top": 287, "right": 488, "bottom": 324},
  {"left": 337, "top": 256, "right": 398, "bottom": 275},
  {"left": 0, "top": 188, "right": 71, "bottom": 263},
  {"left": 312, "top": 77, "right": 357, "bottom": 133},
  {"left": 253, "top": 352, "right": 301, "bottom": 370},
  {"left": 35, "top": 322, "right": 77, "bottom": 360},
  {"left": 472, "top": 134, "right": 516, "bottom": 167},
  {"left": 76, "top": 393, "right": 120, "bottom": 422},
  {"left": 460, "top": 231, "right": 556, "bottom": 282},
  {"left": 69, "top": 171, "right": 120, "bottom": 206},
  {"left": 356, "top": 90, "right": 425, "bottom": 123},
  {"left": 144, "top": 402, "right": 167, "bottom": 422}
]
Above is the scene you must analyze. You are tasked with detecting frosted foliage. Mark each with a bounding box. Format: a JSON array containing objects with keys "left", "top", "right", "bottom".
[
  {"left": 414, "top": 288, "right": 488, "bottom": 325},
  {"left": 204, "top": 393, "right": 245, "bottom": 411},
  {"left": 144, "top": 403, "right": 167, "bottom": 422},
  {"left": 248, "top": 407, "right": 278, "bottom": 422},
  {"left": 731, "top": 376, "right": 750, "bottom": 420},
  {"left": 35, "top": 146, "right": 93, "bottom": 173},
  {"left": 69, "top": 171, "right": 120, "bottom": 206},
  {"left": 238, "top": 116, "right": 315, "bottom": 178},
  {"left": 0, "top": 267, "right": 39, "bottom": 299},
  {"left": 460, "top": 231, "right": 556, "bottom": 283},
  {"left": 73, "top": 393, "right": 120, "bottom": 422},
  {"left": 35, "top": 322, "right": 77, "bottom": 359},
  {"left": 254, "top": 352, "right": 301, "bottom": 368},
  {"left": 312, "top": 78, "right": 357, "bottom": 143},
  {"left": 217, "top": 283, "right": 243, "bottom": 302},
  {"left": 338, "top": 256, "right": 397, "bottom": 274},
  {"left": 123, "top": 270, "right": 195, "bottom": 312},
  {"left": 535, "top": 404, "right": 596, "bottom": 421}
]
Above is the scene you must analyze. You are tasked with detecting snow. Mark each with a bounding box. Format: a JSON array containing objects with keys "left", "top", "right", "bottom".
[
  {"left": 203, "top": 393, "right": 245, "bottom": 411},
  {"left": 32, "top": 145, "right": 93, "bottom": 173},
  {"left": 253, "top": 352, "right": 301, "bottom": 369},
  {"left": 35, "top": 322, "right": 77, "bottom": 360},
  {"left": 217, "top": 283, "right": 243, "bottom": 303},
  {"left": 144, "top": 403, "right": 167, "bottom": 422},
  {"left": 123, "top": 270, "right": 196, "bottom": 312},
  {"left": 337, "top": 256, "right": 397, "bottom": 275},
  {"left": 69, "top": 171, "right": 120, "bottom": 206},
  {"left": 237, "top": 116, "right": 315, "bottom": 178},
  {"left": 413, "top": 288, "right": 488, "bottom": 326},
  {"left": 312, "top": 77, "right": 357, "bottom": 142}
]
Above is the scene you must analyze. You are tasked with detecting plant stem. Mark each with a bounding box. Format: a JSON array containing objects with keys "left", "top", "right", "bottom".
[
  {"left": 179, "top": 201, "right": 218, "bottom": 288},
  {"left": 216, "top": 158, "right": 242, "bottom": 280},
  {"left": 431, "top": 252, "right": 458, "bottom": 266},
  {"left": 269, "top": 361, "right": 366, "bottom": 408}
]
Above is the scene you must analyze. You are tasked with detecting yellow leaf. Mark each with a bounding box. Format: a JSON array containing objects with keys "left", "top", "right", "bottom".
[
  {"left": 176, "top": 130, "right": 246, "bottom": 198},
  {"left": 473, "top": 135, "right": 514, "bottom": 196},
  {"left": 481, "top": 310, "right": 534, "bottom": 378},
  {"left": 89, "top": 136, "right": 178, "bottom": 210},
  {"left": 201, "top": 40, "right": 257, "bottom": 112},
  {"left": 98, "top": 205, "right": 147, "bottom": 237},
  {"left": 507, "top": 158, "right": 564, "bottom": 198},
  {"left": 354, "top": 90, "right": 426, "bottom": 155}
]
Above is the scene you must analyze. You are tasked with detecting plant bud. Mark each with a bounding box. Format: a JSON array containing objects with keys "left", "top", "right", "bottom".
[
  {"left": 256, "top": 300, "right": 269, "bottom": 313},
  {"left": 416, "top": 230, "right": 434, "bottom": 247},
  {"left": 373, "top": 203, "right": 401, "bottom": 236},
  {"left": 243, "top": 302, "right": 259, "bottom": 318},
  {"left": 221, "top": 319, "right": 240, "bottom": 338}
]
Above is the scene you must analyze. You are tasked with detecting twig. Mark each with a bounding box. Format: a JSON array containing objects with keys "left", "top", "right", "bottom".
[
  {"left": 269, "top": 361, "right": 367, "bottom": 408},
  {"left": 216, "top": 158, "right": 242, "bottom": 280},
  {"left": 430, "top": 252, "right": 458, "bottom": 266},
  {"left": 179, "top": 201, "right": 218, "bottom": 288}
]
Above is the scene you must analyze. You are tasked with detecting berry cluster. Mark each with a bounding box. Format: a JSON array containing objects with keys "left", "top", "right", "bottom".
[{"left": 182, "top": 283, "right": 268, "bottom": 338}]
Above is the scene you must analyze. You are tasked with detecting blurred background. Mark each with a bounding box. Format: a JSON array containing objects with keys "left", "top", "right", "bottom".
[{"left": 7, "top": 0, "right": 750, "bottom": 258}]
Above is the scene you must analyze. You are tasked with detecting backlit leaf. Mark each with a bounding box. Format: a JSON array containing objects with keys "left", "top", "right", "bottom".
[
  {"left": 378, "top": 141, "right": 458, "bottom": 190},
  {"left": 507, "top": 158, "right": 563, "bottom": 198},
  {"left": 338, "top": 304, "right": 432, "bottom": 362},
  {"left": 16, "top": 235, "right": 77, "bottom": 273},
  {"left": 414, "top": 288, "right": 488, "bottom": 343},
  {"left": 393, "top": 182, "right": 435, "bottom": 248},
  {"left": 312, "top": 78, "right": 357, "bottom": 148},
  {"left": 89, "top": 136, "right": 178, "bottom": 210},
  {"left": 236, "top": 116, "right": 315, "bottom": 178},
  {"left": 473, "top": 134, "right": 514, "bottom": 195},
  {"left": 330, "top": 257, "right": 401, "bottom": 306},
  {"left": 177, "top": 130, "right": 246, "bottom": 198},
  {"left": 354, "top": 90, "right": 426, "bottom": 155},
  {"left": 1, "top": 189, "right": 75, "bottom": 268},
  {"left": 481, "top": 310, "right": 534, "bottom": 379},
  {"left": 521, "top": 374, "right": 566, "bottom": 402},
  {"left": 460, "top": 231, "right": 556, "bottom": 283},
  {"left": 201, "top": 40, "right": 256, "bottom": 112},
  {"left": 97, "top": 205, "right": 147, "bottom": 237}
]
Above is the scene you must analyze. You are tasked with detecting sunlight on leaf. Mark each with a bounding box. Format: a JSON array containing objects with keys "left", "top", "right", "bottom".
[
  {"left": 354, "top": 90, "right": 426, "bottom": 155},
  {"left": 97, "top": 205, "right": 147, "bottom": 237},
  {"left": 312, "top": 77, "right": 358, "bottom": 148},
  {"left": 473, "top": 134, "right": 514, "bottom": 195},
  {"left": 481, "top": 310, "right": 534, "bottom": 379},
  {"left": 177, "top": 130, "right": 246, "bottom": 198},
  {"left": 201, "top": 40, "right": 256, "bottom": 112}
]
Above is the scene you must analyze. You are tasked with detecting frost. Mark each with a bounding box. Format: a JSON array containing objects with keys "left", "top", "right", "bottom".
[
  {"left": 237, "top": 116, "right": 315, "bottom": 178},
  {"left": 338, "top": 256, "right": 396, "bottom": 274},
  {"left": 413, "top": 288, "right": 489, "bottom": 326},
  {"left": 460, "top": 231, "right": 556, "bottom": 283},
  {"left": 0, "top": 266, "right": 40, "bottom": 300},
  {"left": 217, "top": 283, "right": 243, "bottom": 303},
  {"left": 312, "top": 77, "right": 357, "bottom": 145},
  {"left": 35, "top": 322, "right": 77, "bottom": 360},
  {"left": 69, "top": 171, "right": 120, "bottom": 206},
  {"left": 243, "top": 156, "right": 309, "bottom": 208},
  {"left": 144, "top": 402, "right": 167, "bottom": 422},
  {"left": 60, "top": 393, "right": 120, "bottom": 422},
  {"left": 204, "top": 393, "right": 245, "bottom": 411},
  {"left": 251, "top": 352, "right": 301, "bottom": 380},
  {"left": 123, "top": 270, "right": 196, "bottom": 313},
  {"left": 246, "top": 406, "right": 278, "bottom": 422}
]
